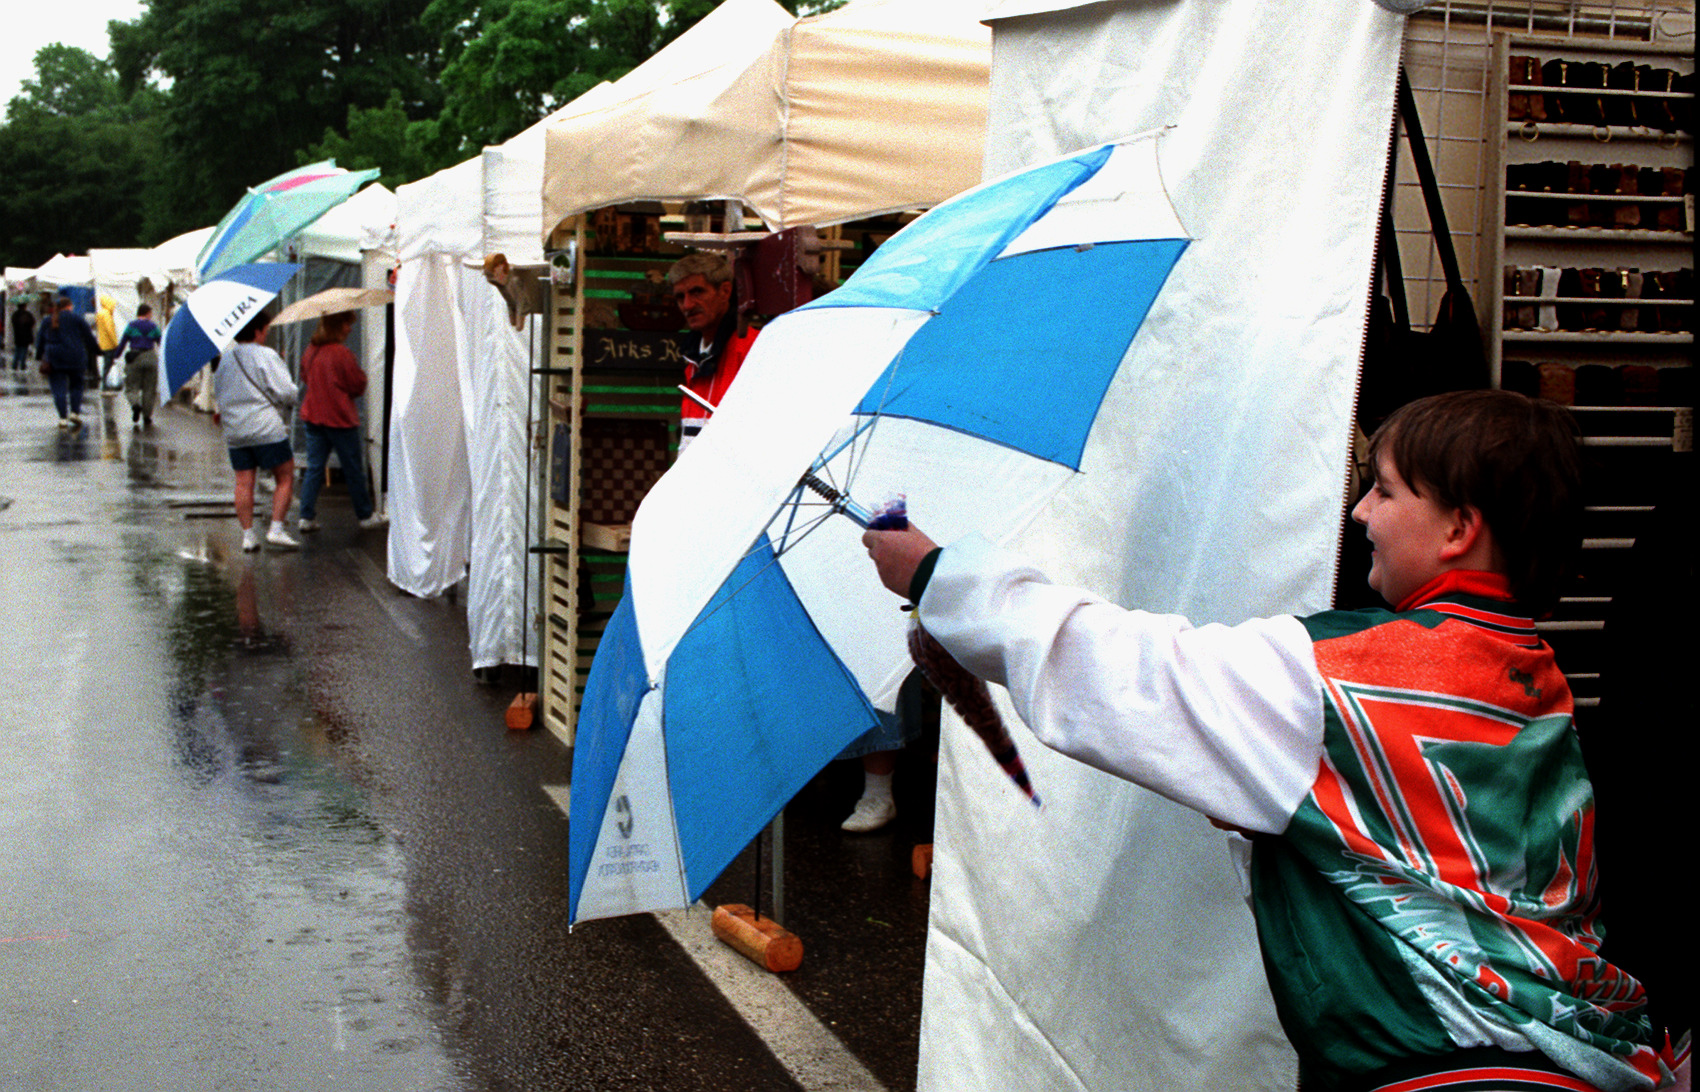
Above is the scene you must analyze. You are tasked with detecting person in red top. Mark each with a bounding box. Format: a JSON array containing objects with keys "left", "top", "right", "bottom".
[
  {"left": 668, "top": 252, "right": 757, "bottom": 454},
  {"left": 296, "top": 310, "right": 385, "bottom": 533}
]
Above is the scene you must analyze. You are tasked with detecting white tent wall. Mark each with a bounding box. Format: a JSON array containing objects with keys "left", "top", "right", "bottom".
[
  {"left": 389, "top": 150, "right": 536, "bottom": 669},
  {"left": 917, "top": 2, "right": 1405, "bottom": 1090},
  {"left": 458, "top": 271, "right": 535, "bottom": 669},
  {"left": 389, "top": 250, "right": 474, "bottom": 598}
]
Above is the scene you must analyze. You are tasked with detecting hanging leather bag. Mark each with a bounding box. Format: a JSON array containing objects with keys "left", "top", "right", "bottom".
[{"left": 1358, "top": 69, "right": 1490, "bottom": 429}]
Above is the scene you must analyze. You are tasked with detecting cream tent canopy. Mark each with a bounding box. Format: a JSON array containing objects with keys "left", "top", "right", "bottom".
[{"left": 541, "top": 0, "right": 991, "bottom": 237}]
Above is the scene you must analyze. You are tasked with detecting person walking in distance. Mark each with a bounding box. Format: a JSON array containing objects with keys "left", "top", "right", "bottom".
[
  {"left": 10, "top": 301, "right": 35, "bottom": 372},
  {"left": 34, "top": 293, "right": 96, "bottom": 428},
  {"left": 116, "top": 304, "right": 163, "bottom": 427},
  {"left": 213, "top": 308, "right": 299, "bottom": 552}
]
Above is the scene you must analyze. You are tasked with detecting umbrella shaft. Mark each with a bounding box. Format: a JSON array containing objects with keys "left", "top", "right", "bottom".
[{"left": 798, "top": 472, "right": 874, "bottom": 527}]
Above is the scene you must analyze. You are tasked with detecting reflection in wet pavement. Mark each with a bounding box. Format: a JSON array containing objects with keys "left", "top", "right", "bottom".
[
  {"left": 1, "top": 385, "right": 456, "bottom": 1089},
  {"left": 2, "top": 376, "right": 926, "bottom": 1091}
]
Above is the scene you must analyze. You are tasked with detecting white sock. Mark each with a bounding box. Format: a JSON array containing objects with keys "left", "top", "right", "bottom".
[
  {"left": 270, "top": 520, "right": 286, "bottom": 535},
  {"left": 863, "top": 771, "right": 893, "bottom": 800}
]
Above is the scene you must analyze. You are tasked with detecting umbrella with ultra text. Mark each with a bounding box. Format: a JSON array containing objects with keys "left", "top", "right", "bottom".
[
  {"left": 197, "top": 161, "right": 380, "bottom": 281},
  {"left": 568, "top": 132, "right": 1191, "bottom": 924},
  {"left": 158, "top": 263, "right": 301, "bottom": 403}
]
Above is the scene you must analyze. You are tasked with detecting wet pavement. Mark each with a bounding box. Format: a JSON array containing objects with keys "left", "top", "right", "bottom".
[{"left": 0, "top": 373, "right": 935, "bottom": 1091}]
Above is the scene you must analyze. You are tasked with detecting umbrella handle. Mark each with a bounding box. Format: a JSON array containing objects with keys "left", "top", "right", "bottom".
[{"left": 906, "top": 621, "right": 1040, "bottom": 807}]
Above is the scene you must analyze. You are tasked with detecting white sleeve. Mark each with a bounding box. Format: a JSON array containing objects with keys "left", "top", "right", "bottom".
[{"left": 918, "top": 534, "right": 1326, "bottom": 834}]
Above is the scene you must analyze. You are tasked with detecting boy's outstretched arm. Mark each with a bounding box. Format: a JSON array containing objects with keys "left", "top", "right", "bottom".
[{"left": 862, "top": 531, "right": 1326, "bottom": 835}]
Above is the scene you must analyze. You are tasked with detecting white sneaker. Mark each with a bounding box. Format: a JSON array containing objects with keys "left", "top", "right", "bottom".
[
  {"left": 840, "top": 793, "right": 897, "bottom": 833},
  {"left": 242, "top": 528, "right": 261, "bottom": 553},
  {"left": 358, "top": 513, "right": 389, "bottom": 530},
  {"left": 265, "top": 527, "right": 299, "bottom": 550},
  {"left": 57, "top": 418, "right": 71, "bottom": 429},
  {"left": 297, "top": 519, "right": 320, "bottom": 533}
]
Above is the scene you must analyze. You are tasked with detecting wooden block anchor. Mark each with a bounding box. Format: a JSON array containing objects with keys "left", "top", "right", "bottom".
[
  {"left": 711, "top": 903, "right": 803, "bottom": 973},
  {"left": 506, "top": 692, "right": 537, "bottom": 731}
]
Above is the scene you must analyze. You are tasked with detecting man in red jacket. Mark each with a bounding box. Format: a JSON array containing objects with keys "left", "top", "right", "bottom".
[{"left": 669, "top": 253, "right": 757, "bottom": 455}]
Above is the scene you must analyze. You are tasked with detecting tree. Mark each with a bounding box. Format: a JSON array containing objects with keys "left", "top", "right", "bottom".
[
  {"left": 0, "top": 46, "right": 154, "bottom": 263},
  {"left": 303, "top": 91, "right": 462, "bottom": 191},
  {"left": 420, "top": 0, "right": 839, "bottom": 151},
  {"left": 110, "top": 0, "right": 446, "bottom": 241}
]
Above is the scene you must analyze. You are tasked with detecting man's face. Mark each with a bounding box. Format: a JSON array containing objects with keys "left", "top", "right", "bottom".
[
  {"left": 673, "top": 274, "right": 732, "bottom": 335},
  {"left": 1351, "top": 451, "right": 1459, "bottom": 607}
]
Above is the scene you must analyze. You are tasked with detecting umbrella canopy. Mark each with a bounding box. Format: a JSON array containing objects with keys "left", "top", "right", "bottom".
[
  {"left": 568, "top": 132, "right": 1188, "bottom": 923},
  {"left": 272, "top": 286, "right": 393, "bottom": 326},
  {"left": 159, "top": 263, "right": 301, "bottom": 399},
  {"left": 198, "top": 162, "right": 380, "bottom": 281}
]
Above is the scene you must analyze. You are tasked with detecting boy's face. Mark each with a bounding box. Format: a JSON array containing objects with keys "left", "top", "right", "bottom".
[{"left": 1351, "top": 451, "right": 1462, "bottom": 607}]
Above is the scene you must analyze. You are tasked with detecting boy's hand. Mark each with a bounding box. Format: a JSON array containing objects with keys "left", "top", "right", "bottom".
[{"left": 862, "top": 525, "right": 937, "bottom": 599}]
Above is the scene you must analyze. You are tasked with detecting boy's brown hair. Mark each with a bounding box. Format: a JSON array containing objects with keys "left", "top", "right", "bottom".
[{"left": 1367, "top": 389, "right": 1583, "bottom": 614}]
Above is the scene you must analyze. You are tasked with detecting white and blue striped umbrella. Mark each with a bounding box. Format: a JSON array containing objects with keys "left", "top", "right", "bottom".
[
  {"left": 569, "top": 133, "right": 1189, "bottom": 924},
  {"left": 159, "top": 263, "right": 301, "bottom": 400}
]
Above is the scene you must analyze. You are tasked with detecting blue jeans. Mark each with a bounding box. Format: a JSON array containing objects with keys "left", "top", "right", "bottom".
[
  {"left": 11, "top": 343, "right": 28, "bottom": 370},
  {"left": 300, "top": 424, "right": 373, "bottom": 521},
  {"left": 48, "top": 369, "right": 84, "bottom": 418}
]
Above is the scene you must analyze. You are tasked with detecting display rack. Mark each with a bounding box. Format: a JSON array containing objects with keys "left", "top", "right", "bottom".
[{"left": 1479, "top": 33, "right": 1693, "bottom": 712}]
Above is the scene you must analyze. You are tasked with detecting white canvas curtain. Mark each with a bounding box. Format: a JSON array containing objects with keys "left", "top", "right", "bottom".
[
  {"left": 389, "top": 149, "right": 537, "bottom": 669},
  {"left": 918, "top": 1, "right": 1406, "bottom": 1089}
]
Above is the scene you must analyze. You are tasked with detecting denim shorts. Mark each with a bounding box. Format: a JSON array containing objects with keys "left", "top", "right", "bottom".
[{"left": 227, "top": 438, "right": 295, "bottom": 472}]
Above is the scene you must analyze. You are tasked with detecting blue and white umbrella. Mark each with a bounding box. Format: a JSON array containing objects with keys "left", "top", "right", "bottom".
[
  {"left": 569, "top": 133, "right": 1189, "bottom": 924},
  {"left": 159, "top": 262, "right": 301, "bottom": 401}
]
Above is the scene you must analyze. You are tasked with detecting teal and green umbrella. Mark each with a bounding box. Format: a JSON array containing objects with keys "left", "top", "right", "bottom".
[{"left": 197, "top": 161, "right": 379, "bottom": 281}]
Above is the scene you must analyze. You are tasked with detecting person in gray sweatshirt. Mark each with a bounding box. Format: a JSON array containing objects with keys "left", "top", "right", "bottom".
[{"left": 212, "top": 308, "right": 299, "bottom": 552}]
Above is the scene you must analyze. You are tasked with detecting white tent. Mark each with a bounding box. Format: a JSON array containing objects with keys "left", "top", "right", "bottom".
[
  {"left": 31, "top": 253, "right": 93, "bottom": 288},
  {"left": 90, "top": 248, "right": 172, "bottom": 337},
  {"left": 387, "top": 0, "right": 794, "bottom": 671},
  {"left": 295, "top": 183, "right": 397, "bottom": 266},
  {"left": 916, "top": 2, "right": 1405, "bottom": 1090},
  {"left": 542, "top": 0, "right": 991, "bottom": 235},
  {"left": 148, "top": 227, "right": 215, "bottom": 291}
]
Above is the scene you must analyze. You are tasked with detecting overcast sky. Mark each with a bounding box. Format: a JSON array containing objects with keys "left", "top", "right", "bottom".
[{"left": 3, "top": 0, "right": 145, "bottom": 108}]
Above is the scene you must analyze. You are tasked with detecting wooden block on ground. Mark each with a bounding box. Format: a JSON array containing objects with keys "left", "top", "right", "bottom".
[
  {"left": 711, "top": 903, "right": 803, "bottom": 973},
  {"left": 506, "top": 692, "right": 537, "bottom": 731}
]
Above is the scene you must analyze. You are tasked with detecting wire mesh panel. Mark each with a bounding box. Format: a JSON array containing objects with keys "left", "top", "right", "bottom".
[{"left": 1397, "top": 0, "right": 1694, "bottom": 330}]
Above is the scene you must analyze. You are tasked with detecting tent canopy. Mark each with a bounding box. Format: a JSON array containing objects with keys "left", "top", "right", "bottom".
[
  {"left": 296, "top": 183, "right": 398, "bottom": 264},
  {"left": 31, "top": 253, "right": 94, "bottom": 288},
  {"left": 149, "top": 227, "right": 216, "bottom": 288},
  {"left": 541, "top": 0, "right": 990, "bottom": 235}
]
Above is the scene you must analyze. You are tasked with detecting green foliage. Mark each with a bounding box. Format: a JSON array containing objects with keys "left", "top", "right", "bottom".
[
  {"left": 0, "top": 46, "right": 153, "bottom": 263},
  {"left": 2, "top": 0, "right": 852, "bottom": 265},
  {"left": 114, "top": 0, "right": 446, "bottom": 241},
  {"left": 303, "top": 91, "right": 461, "bottom": 191}
]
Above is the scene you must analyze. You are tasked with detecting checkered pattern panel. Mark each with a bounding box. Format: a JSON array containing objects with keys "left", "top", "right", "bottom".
[{"left": 580, "top": 419, "right": 671, "bottom": 525}]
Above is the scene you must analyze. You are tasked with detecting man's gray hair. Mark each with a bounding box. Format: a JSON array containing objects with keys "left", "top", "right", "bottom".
[{"left": 666, "top": 252, "right": 732, "bottom": 288}]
